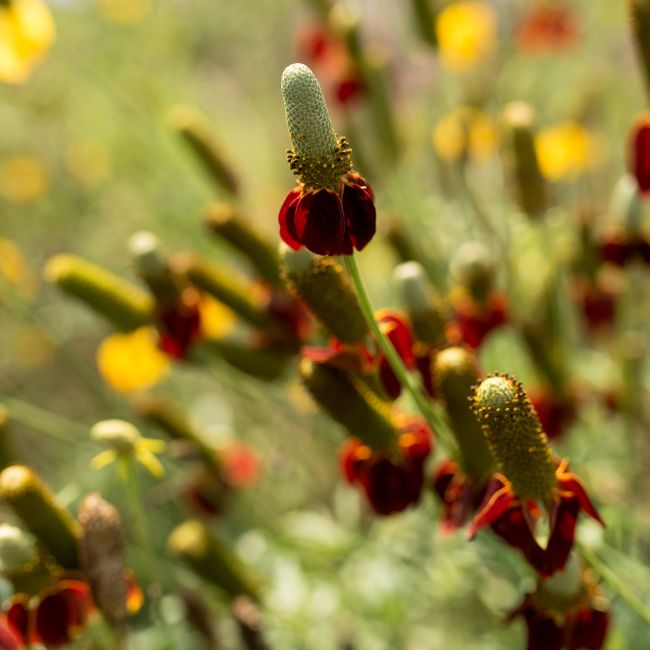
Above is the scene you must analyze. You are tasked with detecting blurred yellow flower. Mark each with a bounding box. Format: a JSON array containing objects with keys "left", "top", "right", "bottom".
[
  {"left": 535, "top": 122, "right": 597, "bottom": 181},
  {"left": 97, "top": 0, "right": 151, "bottom": 24},
  {"left": 65, "top": 139, "right": 111, "bottom": 187},
  {"left": 0, "top": 155, "right": 48, "bottom": 203},
  {"left": 0, "top": 0, "right": 55, "bottom": 84},
  {"left": 436, "top": 1, "right": 496, "bottom": 72},
  {"left": 0, "top": 238, "right": 37, "bottom": 297},
  {"left": 97, "top": 327, "right": 170, "bottom": 393},
  {"left": 199, "top": 295, "right": 236, "bottom": 340},
  {"left": 90, "top": 419, "right": 166, "bottom": 477},
  {"left": 433, "top": 107, "right": 496, "bottom": 163}
]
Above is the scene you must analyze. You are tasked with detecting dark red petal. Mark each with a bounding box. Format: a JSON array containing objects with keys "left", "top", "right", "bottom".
[
  {"left": 0, "top": 616, "right": 21, "bottom": 650},
  {"left": 523, "top": 611, "right": 565, "bottom": 650},
  {"left": 433, "top": 460, "right": 475, "bottom": 531},
  {"left": 6, "top": 599, "right": 29, "bottom": 647},
  {"left": 362, "top": 457, "right": 423, "bottom": 516},
  {"left": 543, "top": 495, "right": 581, "bottom": 576},
  {"left": 468, "top": 480, "right": 514, "bottom": 538},
  {"left": 557, "top": 473, "right": 605, "bottom": 525},
  {"left": 398, "top": 419, "right": 433, "bottom": 461},
  {"left": 278, "top": 188, "right": 303, "bottom": 250},
  {"left": 293, "top": 189, "right": 346, "bottom": 256},
  {"left": 34, "top": 592, "right": 77, "bottom": 647},
  {"left": 339, "top": 438, "right": 370, "bottom": 484},
  {"left": 302, "top": 342, "right": 373, "bottom": 373},
  {"left": 344, "top": 172, "right": 375, "bottom": 201},
  {"left": 157, "top": 297, "right": 202, "bottom": 360},
  {"left": 342, "top": 181, "right": 376, "bottom": 252},
  {"left": 631, "top": 115, "right": 650, "bottom": 196},
  {"left": 568, "top": 607, "right": 609, "bottom": 650}
]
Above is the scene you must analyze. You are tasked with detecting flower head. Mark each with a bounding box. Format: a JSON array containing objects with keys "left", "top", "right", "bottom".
[{"left": 279, "top": 63, "right": 376, "bottom": 255}]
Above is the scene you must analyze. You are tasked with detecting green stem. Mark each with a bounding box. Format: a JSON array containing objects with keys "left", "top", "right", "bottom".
[
  {"left": 579, "top": 544, "right": 650, "bottom": 625},
  {"left": 343, "top": 255, "right": 456, "bottom": 452}
]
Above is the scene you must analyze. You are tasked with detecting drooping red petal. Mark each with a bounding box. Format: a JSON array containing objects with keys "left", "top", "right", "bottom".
[
  {"left": 433, "top": 460, "right": 475, "bottom": 532},
  {"left": 341, "top": 180, "right": 376, "bottom": 252},
  {"left": 293, "top": 189, "right": 347, "bottom": 255},
  {"left": 344, "top": 172, "right": 375, "bottom": 201},
  {"left": 34, "top": 591, "right": 79, "bottom": 647},
  {"left": 557, "top": 473, "right": 605, "bottom": 525},
  {"left": 522, "top": 609, "right": 565, "bottom": 650},
  {"left": 376, "top": 311, "right": 416, "bottom": 400},
  {"left": 5, "top": 599, "right": 29, "bottom": 647},
  {"left": 543, "top": 495, "right": 581, "bottom": 576},
  {"left": 0, "top": 616, "right": 21, "bottom": 650},
  {"left": 278, "top": 187, "right": 303, "bottom": 250},
  {"left": 362, "top": 457, "right": 419, "bottom": 516},
  {"left": 568, "top": 607, "right": 609, "bottom": 650},
  {"left": 631, "top": 115, "right": 650, "bottom": 196},
  {"left": 397, "top": 418, "right": 433, "bottom": 462},
  {"left": 468, "top": 479, "right": 514, "bottom": 538},
  {"left": 339, "top": 438, "right": 371, "bottom": 484},
  {"left": 157, "top": 295, "right": 202, "bottom": 359}
]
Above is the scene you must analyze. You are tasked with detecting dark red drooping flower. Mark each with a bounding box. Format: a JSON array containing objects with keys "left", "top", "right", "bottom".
[
  {"left": 339, "top": 418, "right": 433, "bottom": 516},
  {"left": 279, "top": 171, "right": 376, "bottom": 256},
  {"left": 450, "top": 290, "right": 508, "bottom": 349},
  {"left": 530, "top": 389, "right": 577, "bottom": 440},
  {"left": 157, "top": 287, "right": 202, "bottom": 359},
  {"left": 630, "top": 114, "right": 650, "bottom": 197}
]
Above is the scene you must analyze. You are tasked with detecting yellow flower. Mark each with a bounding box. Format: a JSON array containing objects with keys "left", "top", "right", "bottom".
[
  {"left": 96, "top": 0, "right": 151, "bottom": 24},
  {"left": 0, "top": 238, "right": 37, "bottom": 297},
  {"left": 433, "top": 107, "right": 496, "bottom": 163},
  {"left": 436, "top": 1, "right": 496, "bottom": 72},
  {"left": 535, "top": 122, "right": 598, "bottom": 181},
  {"left": 90, "top": 419, "right": 166, "bottom": 477},
  {"left": 199, "top": 294, "right": 236, "bottom": 340},
  {"left": 0, "top": 0, "right": 55, "bottom": 84},
  {"left": 0, "top": 155, "right": 48, "bottom": 203},
  {"left": 97, "top": 327, "right": 170, "bottom": 393}
]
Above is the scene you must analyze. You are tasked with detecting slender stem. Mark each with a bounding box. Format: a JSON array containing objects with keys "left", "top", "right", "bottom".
[
  {"left": 343, "top": 255, "right": 457, "bottom": 452},
  {"left": 579, "top": 544, "right": 650, "bottom": 625}
]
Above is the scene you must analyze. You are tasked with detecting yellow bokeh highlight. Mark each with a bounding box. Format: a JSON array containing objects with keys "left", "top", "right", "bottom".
[
  {"left": 0, "top": 0, "right": 55, "bottom": 84},
  {"left": 535, "top": 122, "right": 597, "bottom": 181},
  {"left": 97, "top": 327, "right": 170, "bottom": 393},
  {"left": 436, "top": 1, "right": 496, "bottom": 72},
  {"left": 433, "top": 107, "right": 496, "bottom": 163},
  {"left": 0, "top": 238, "right": 37, "bottom": 297},
  {"left": 65, "top": 139, "right": 111, "bottom": 187},
  {"left": 0, "top": 155, "right": 48, "bottom": 203},
  {"left": 199, "top": 294, "right": 236, "bottom": 340},
  {"left": 97, "top": 0, "right": 151, "bottom": 24}
]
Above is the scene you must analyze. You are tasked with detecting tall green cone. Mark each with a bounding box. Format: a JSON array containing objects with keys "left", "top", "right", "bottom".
[
  {"left": 472, "top": 375, "right": 556, "bottom": 501},
  {"left": 281, "top": 247, "right": 368, "bottom": 344},
  {"left": 169, "top": 104, "right": 240, "bottom": 197},
  {"left": 501, "top": 102, "right": 548, "bottom": 219},
  {"left": 0, "top": 465, "right": 80, "bottom": 569},
  {"left": 300, "top": 359, "right": 396, "bottom": 450},
  {"left": 204, "top": 203, "right": 281, "bottom": 287},
  {"left": 201, "top": 338, "right": 289, "bottom": 381},
  {"left": 434, "top": 348, "right": 494, "bottom": 480},
  {"left": 45, "top": 254, "right": 154, "bottom": 331},
  {"left": 168, "top": 520, "right": 261, "bottom": 602}
]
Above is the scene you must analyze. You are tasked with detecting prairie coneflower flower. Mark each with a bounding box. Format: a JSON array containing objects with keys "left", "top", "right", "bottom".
[
  {"left": 629, "top": 113, "right": 650, "bottom": 196},
  {"left": 279, "top": 63, "right": 376, "bottom": 256}
]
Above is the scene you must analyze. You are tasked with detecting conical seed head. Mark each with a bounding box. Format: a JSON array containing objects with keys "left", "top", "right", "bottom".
[
  {"left": 282, "top": 63, "right": 338, "bottom": 161},
  {"left": 472, "top": 375, "right": 556, "bottom": 500}
]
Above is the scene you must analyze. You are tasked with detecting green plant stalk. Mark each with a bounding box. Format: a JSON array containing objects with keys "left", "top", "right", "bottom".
[{"left": 343, "top": 255, "right": 456, "bottom": 452}]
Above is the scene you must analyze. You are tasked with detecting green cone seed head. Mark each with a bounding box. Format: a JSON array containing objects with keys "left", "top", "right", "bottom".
[
  {"left": 0, "top": 524, "right": 38, "bottom": 574},
  {"left": 450, "top": 241, "right": 496, "bottom": 303},
  {"left": 0, "top": 465, "right": 80, "bottom": 569},
  {"left": 281, "top": 247, "right": 368, "bottom": 344},
  {"left": 434, "top": 348, "right": 494, "bottom": 480},
  {"left": 91, "top": 419, "right": 140, "bottom": 456},
  {"left": 472, "top": 375, "right": 556, "bottom": 500},
  {"left": 282, "top": 63, "right": 351, "bottom": 189}
]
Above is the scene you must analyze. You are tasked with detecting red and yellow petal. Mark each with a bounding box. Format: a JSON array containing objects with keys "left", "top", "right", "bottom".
[{"left": 468, "top": 479, "right": 514, "bottom": 538}]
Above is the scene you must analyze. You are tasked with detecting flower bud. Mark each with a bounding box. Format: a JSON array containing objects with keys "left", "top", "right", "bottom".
[
  {"left": 172, "top": 252, "right": 270, "bottom": 329},
  {"left": 167, "top": 520, "right": 260, "bottom": 601},
  {"left": 281, "top": 247, "right": 368, "bottom": 344},
  {"left": 629, "top": 0, "right": 650, "bottom": 99},
  {"left": 204, "top": 203, "right": 280, "bottom": 286},
  {"left": 501, "top": 101, "right": 548, "bottom": 218},
  {"left": 300, "top": 359, "right": 396, "bottom": 450},
  {"left": 78, "top": 494, "right": 128, "bottom": 631},
  {"left": 450, "top": 241, "right": 496, "bottom": 304},
  {"left": 44, "top": 254, "right": 154, "bottom": 331},
  {"left": 434, "top": 347, "right": 494, "bottom": 480},
  {"left": 0, "top": 465, "right": 79, "bottom": 569},
  {"left": 91, "top": 419, "right": 139, "bottom": 457},
  {"left": 169, "top": 104, "right": 239, "bottom": 196},
  {"left": 472, "top": 375, "right": 556, "bottom": 500},
  {"left": 393, "top": 262, "right": 448, "bottom": 346}
]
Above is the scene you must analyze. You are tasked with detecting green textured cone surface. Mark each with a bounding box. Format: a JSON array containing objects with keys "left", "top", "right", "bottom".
[
  {"left": 434, "top": 348, "right": 494, "bottom": 480},
  {"left": 45, "top": 254, "right": 154, "bottom": 331},
  {"left": 281, "top": 249, "right": 368, "bottom": 344},
  {"left": 168, "top": 520, "right": 261, "bottom": 602},
  {"left": 472, "top": 375, "right": 556, "bottom": 500},
  {"left": 300, "top": 360, "right": 396, "bottom": 450},
  {"left": 630, "top": 0, "right": 650, "bottom": 99},
  {"left": 0, "top": 465, "right": 80, "bottom": 569}
]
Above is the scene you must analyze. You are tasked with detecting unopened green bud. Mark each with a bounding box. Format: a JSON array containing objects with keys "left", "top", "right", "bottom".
[
  {"left": 169, "top": 104, "right": 239, "bottom": 197},
  {"left": 450, "top": 241, "right": 496, "bottom": 304},
  {"left": 300, "top": 359, "right": 396, "bottom": 450},
  {"left": 45, "top": 254, "right": 154, "bottom": 331},
  {"left": 394, "top": 262, "right": 448, "bottom": 346},
  {"left": 78, "top": 493, "right": 128, "bottom": 632},
  {"left": 204, "top": 203, "right": 280, "bottom": 286},
  {"left": 434, "top": 348, "right": 494, "bottom": 480},
  {"left": 202, "top": 339, "right": 289, "bottom": 381},
  {"left": 168, "top": 520, "right": 260, "bottom": 601},
  {"left": 472, "top": 375, "right": 556, "bottom": 500},
  {"left": 501, "top": 101, "right": 548, "bottom": 218},
  {"left": 91, "top": 419, "right": 140, "bottom": 457},
  {"left": 281, "top": 247, "right": 367, "bottom": 344},
  {"left": 173, "top": 252, "right": 269, "bottom": 329},
  {"left": 282, "top": 63, "right": 352, "bottom": 189},
  {"left": 630, "top": 0, "right": 650, "bottom": 99},
  {"left": 0, "top": 465, "right": 79, "bottom": 569}
]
